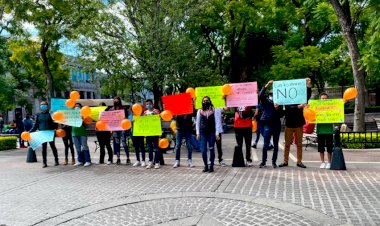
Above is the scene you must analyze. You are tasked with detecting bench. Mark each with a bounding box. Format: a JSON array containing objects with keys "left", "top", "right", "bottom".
[{"left": 303, "top": 133, "right": 318, "bottom": 151}]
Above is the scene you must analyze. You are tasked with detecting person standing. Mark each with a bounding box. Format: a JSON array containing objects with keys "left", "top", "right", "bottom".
[
  {"left": 234, "top": 106, "right": 255, "bottom": 166},
  {"left": 279, "top": 78, "right": 312, "bottom": 168},
  {"left": 143, "top": 99, "right": 161, "bottom": 169},
  {"left": 30, "top": 101, "right": 59, "bottom": 168},
  {"left": 173, "top": 113, "right": 194, "bottom": 168},
  {"left": 72, "top": 103, "right": 91, "bottom": 167},
  {"left": 215, "top": 108, "right": 226, "bottom": 166},
  {"left": 62, "top": 125, "right": 75, "bottom": 165},
  {"left": 316, "top": 93, "right": 334, "bottom": 169},
  {"left": 258, "top": 80, "right": 284, "bottom": 168},
  {"left": 196, "top": 96, "right": 222, "bottom": 173},
  {"left": 16, "top": 113, "right": 26, "bottom": 148},
  {"left": 96, "top": 103, "right": 113, "bottom": 165},
  {"left": 0, "top": 113, "right": 4, "bottom": 133},
  {"left": 130, "top": 111, "right": 146, "bottom": 167},
  {"left": 111, "top": 97, "right": 131, "bottom": 165}
]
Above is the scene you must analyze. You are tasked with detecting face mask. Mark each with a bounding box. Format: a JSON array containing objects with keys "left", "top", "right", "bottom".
[
  {"left": 268, "top": 96, "right": 273, "bottom": 101},
  {"left": 40, "top": 105, "right": 48, "bottom": 111},
  {"left": 146, "top": 104, "right": 153, "bottom": 109},
  {"left": 202, "top": 102, "right": 211, "bottom": 108},
  {"left": 75, "top": 107, "right": 80, "bottom": 110},
  {"left": 114, "top": 101, "right": 121, "bottom": 106}
]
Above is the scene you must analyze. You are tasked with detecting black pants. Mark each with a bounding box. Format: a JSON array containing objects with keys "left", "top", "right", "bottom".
[
  {"left": 234, "top": 127, "right": 252, "bottom": 161},
  {"left": 97, "top": 131, "right": 113, "bottom": 163},
  {"left": 63, "top": 136, "right": 75, "bottom": 160},
  {"left": 42, "top": 141, "right": 59, "bottom": 164},
  {"left": 216, "top": 133, "right": 223, "bottom": 162}
]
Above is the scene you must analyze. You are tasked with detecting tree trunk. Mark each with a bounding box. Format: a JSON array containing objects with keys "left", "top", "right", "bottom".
[
  {"left": 40, "top": 41, "right": 54, "bottom": 102},
  {"left": 330, "top": 0, "right": 366, "bottom": 132}
]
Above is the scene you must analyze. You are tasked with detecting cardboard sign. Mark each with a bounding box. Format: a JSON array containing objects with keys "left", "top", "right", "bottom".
[
  {"left": 60, "top": 110, "right": 83, "bottom": 127},
  {"left": 89, "top": 106, "right": 107, "bottom": 121},
  {"left": 133, "top": 115, "right": 162, "bottom": 136},
  {"left": 162, "top": 93, "right": 193, "bottom": 115},
  {"left": 99, "top": 110, "right": 125, "bottom": 131},
  {"left": 195, "top": 86, "right": 225, "bottom": 109},
  {"left": 30, "top": 130, "right": 55, "bottom": 150},
  {"left": 273, "top": 79, "right": 307, "bottom": 105},
  {"left": 226, "top": 82, "right": 258, "bottom": 107},
  {"left": 51, "top": 98, "right": 70, "bottom": 112},
  {"left": 309, "top": 99, "right": 344, "bottom": 123}
]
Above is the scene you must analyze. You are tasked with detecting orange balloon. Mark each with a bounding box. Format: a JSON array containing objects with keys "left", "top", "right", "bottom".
[
  {"left": 121, "top": 119, "right": 132, "bottom": 130},
  {"left": 83, "top": 117, "right": 93, "bottom": 125},
  {"left": 80, "top": 106, "right": 91, "bottom": 118},
  {"left": 21, "top": 131, "right": 31, "bottom": 141},
  {"left": 186, "top": 87, "right": 196, "bottom": 98},
  {"left": 222, "top": 84, "right": 232, "bottom": 95},
  {"left": 159, "top": 138, "right": 169, "bottom": 149},
  {"left": 303, "top": 108, "right": 316, "bottom": 122},
  {"left": 96, "top": 120, "right": 107, "bottom": 131},
  {"left": 132, "top": 104, "right": 142, "bottom": 116},
  {"left": 160, "top": 110, "right": 173, "bottom": 121},
  {"left": 343, "top": 87, "right": 357, "bottom": 100},
  {"left": 52, "top": 111, "right": 64, "bottom": 121},
  {"left": 252, "top": 120, "right": 257, "bottom": 132},
  {"left": 70, "top": 91, "right": 80, "bottom": 100},
  {"left": 66, "top": 99, "right": 75, "bottom": 108},
  {"left": 56, "top": 129, "right": 66, "bottom": 138}
]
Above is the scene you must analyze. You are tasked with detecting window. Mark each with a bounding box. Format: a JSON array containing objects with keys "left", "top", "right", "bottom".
[{"left": 87, "top": 92, "right": 92, "bottom": 99}]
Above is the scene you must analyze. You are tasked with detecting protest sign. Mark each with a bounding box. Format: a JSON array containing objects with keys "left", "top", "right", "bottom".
[
  {"left": 273, "top": 79, "right": 307, "bottom": 105},
  {"left": 133, "top": 115, "right": 162, "bottom": 136},
  {"left": 51, "top": 98, "right": 70, "bottom": 112},
  {"left": 195, "top": 86, "right": 225, "bottom": 109},
  {"left": 162, "top": 93, "right": 193, "bottom": 115},
  {"left": 226, "top": 82, "right": 258, "bottom": 107},
  {"left": 30, "top": 130, "right": 55, "bottom": 150},
  {"left": 99, "top": 110, "right": 125, "bottom": 131},
  {"left": 59, "top": 110, "right": 83, "bottom": 127},
  {"left": 89, "top": 106, "right": 107, "bottom": 121},
  {"left": 308, "top": 99, "right": 344, "bottom": 123}
]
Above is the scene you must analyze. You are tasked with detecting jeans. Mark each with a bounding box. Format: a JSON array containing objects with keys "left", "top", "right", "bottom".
[
  {"left": 216, "top": 133, "right": 223, "bottom": 162},
  {"left": 146, "top": 136, "right": 160, "bottom": 163},
  {"left": 191, "top": 135, "right": 200, "bottom": 151},
  {"left": 234, "top": 127, "right": 252, "bottom": 161},
  {"left": 73, "top": 136, "right": 91, "bottom": 163},
  {"left": 175, "top": 129, "right": 193, "bottom": 161},
  {"left": 131, "top": 136, "right": 145, "bottom": 161},
  {"left": 63, "top": 136, "right": 75, "bottom": 160},
  {"left": 113, "top": 131, "right": 129, "bottom": 160},
  {"left": 42, "top": 140, "right": 59, "bottom": 164},
  {"left": 96, "top": 131, "right": 113, "bottom": 163},
  {"left": 200, "top": 133, "right": 216, "bottom": 168},
  {"left": 254, "top": 120, "right": 264, "bottom": 144},
  {"left": 262, "top": 125, "right": 280, "bottom": 163}
]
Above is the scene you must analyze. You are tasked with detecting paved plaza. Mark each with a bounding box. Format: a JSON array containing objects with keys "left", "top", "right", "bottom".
[{"left": 1, "top": 132, "right": 380, "bottom": 226}]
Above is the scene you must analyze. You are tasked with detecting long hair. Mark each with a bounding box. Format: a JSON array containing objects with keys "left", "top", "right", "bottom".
[{"left": 201, "top": 96, "right": 214, "bottom": 111}]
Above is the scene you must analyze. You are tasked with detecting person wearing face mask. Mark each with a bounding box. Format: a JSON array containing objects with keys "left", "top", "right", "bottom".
[
  {"left": 72, "top": 103, "right": 91, "bottom": 167},
  {"left": 143, "top": 99, "right": 161, "bottom": 169},
  {"left": 258, "top": 80, "right": 285, "bottom": 168},
  {"left": 29, "top": 101, "right": 59, "bottom": 168},
  {"left": 15, "top": 113, "right": 26, "bottom": 148},
  {"left": 111, "top": 97, "right": 131, "bottom": 165},
  {"left": 196, "top": 96, "right": 222, "bottom": 173}
]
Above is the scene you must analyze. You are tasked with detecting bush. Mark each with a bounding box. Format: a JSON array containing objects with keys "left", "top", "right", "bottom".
[
  {"left": 341, "top": 132, "right": 380, "bottom": 149},
  {"left": 0, "top": 136, "right": 17, "bottom": 151},
  {"left": 344, "top": 106, "right": 380, "bottom": 114}
]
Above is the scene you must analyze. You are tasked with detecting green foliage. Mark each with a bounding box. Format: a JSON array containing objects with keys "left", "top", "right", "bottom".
[
  {"left": 341, "top": 132, "right": 380, "bottom": 149},
  {"left": 0, "top": 136, "right": 17, "bottom": 151}
]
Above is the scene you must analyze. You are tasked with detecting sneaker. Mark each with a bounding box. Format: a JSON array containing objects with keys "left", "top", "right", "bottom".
[
  {"left": 272, "top": 162, "right": 278, "bottom": 168},
  {"left": 133, "top": 161, "right": 141, "bottom": 167},
  {"left": 297, "top": 162, "right": 307, "bottom": 168},
  {"left": 63, "top": 159, "right": 68, "bottom": 165},
  {"left": 251, "top": 143, "right": 257, "bottom": 149},
  {"left": 259, "top": 162, "right": 266, "bottom": 168},
  {"left": 188, "top": 159, "right": 194, "bottom": 168},
  {"left": 141, "top": 161, "right": 146, "bottom": 167},
  {"left": 154, "top": 163, "right": 160, "bottom": 169},
  {"left": 320, "top": 162, "right": 326, "bottom": 169},
  {"left": 116, "top": 158, "right": 121, "bottom": 165},
  {"left": 173, "top": 160, "right": 180, "bottom": 168},
  {"left": 126, "top": 158, "right": 131, "bottom": 165},
  {"left": 84, "top": 162, "right": 91, "bottom": 167},
  {"left": 74, "top": 162, "right": 83, "bottom": 167},
  {"left": 54, "top": 162, "right": 59, "bottom": 166},
  {"left": 246, "top": 160, "right": 253, "bottom": 167},
  {"left": 42, "top": 163, "right": 47, "bottom": 168},
  {"left": 325, "top": 163, "right": 331, "bottom": 169},
  {"left": 146, "top": 161, "right": 153, "bottom": 169},
  {"left": 219, "top": 160, "right": 227, "bottom": 167},
  {"left": 107, "top": 161, "right": 112, "bottom": 165},
  {"left": 71, "top": 159, "right": 76, "bottom": 165},
  {"left": 279, "top": 162, "right": 288, "bottom": 167}
]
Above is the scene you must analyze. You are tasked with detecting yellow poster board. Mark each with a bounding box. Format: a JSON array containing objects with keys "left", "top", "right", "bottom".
[
  {"left": 133, "top": 115, "right": 162, "bottom": 136},
  {"left": 195, "top": 86, "right": 225, "bottom": 109},
  {"left": 309, "top": 99, "right": 344, "bottom": 123}
]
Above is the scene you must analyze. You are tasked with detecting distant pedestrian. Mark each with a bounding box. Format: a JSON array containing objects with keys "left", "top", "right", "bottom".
[
  {"left": 23, "top": 114, "right": 33, "bottom": 147},
  {"left": 16, "top": 113, "right": 26, "bottom": 148}
]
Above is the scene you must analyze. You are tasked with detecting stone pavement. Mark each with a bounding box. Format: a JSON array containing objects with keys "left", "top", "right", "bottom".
[{"left": 0, "top": 131, "right": 380, "bottom": 226}]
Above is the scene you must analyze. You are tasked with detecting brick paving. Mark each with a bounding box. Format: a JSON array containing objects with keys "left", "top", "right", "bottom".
[{"left": 0, "top": 132, "right": 379, "bottom": 225}]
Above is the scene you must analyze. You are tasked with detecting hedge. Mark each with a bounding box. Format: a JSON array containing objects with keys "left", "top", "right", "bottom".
[
  {"left": 341, "top": 133, "right": 380, "bottom": 149},
  {"left": 0, "top": 136, "right": 17, "bottom": 151}
]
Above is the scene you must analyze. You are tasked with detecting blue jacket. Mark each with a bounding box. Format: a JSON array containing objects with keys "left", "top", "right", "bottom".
[{"left": 258, "top": 87, "right": 284, "bottom": 128}]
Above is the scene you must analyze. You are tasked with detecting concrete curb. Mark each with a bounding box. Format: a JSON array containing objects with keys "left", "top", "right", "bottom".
[{"left": 34, "top": 192, "right": 349, "bottom": 226}]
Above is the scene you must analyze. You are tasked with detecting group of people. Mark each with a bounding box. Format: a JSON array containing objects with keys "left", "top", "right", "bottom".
[
  {"left": 0, "top": 113, "right": 33, "bottom": 149},
  {"left": 23, "top": 77, "right": 334, "bottom": 171}
]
